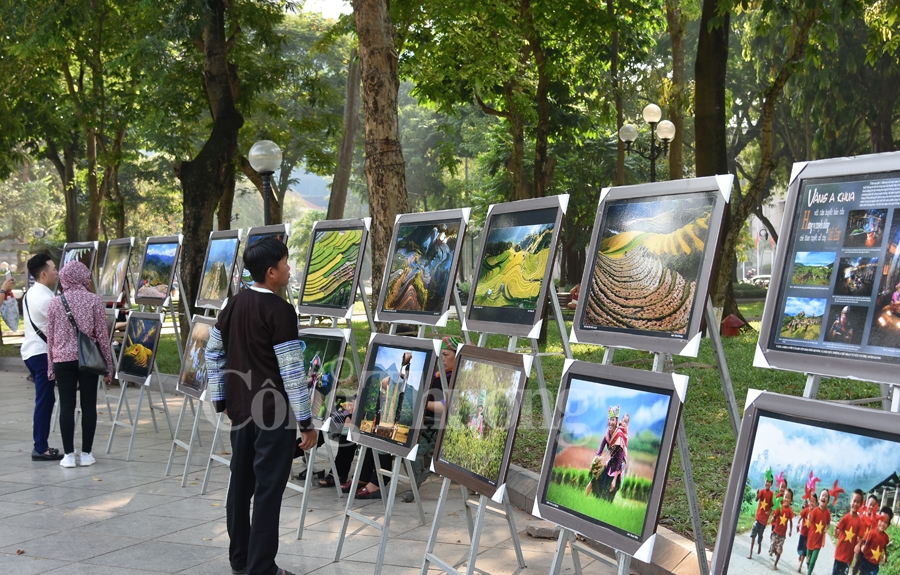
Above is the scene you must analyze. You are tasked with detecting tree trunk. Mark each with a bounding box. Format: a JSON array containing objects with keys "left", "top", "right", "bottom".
[
  {"left": 176, "top": 0, "right": 244, "bottom": 321},
  {"left": 217, "top": 177, "right": 235, "bottom": 231},
  {"left": 353, "top": 0, "right": 411, "bottom": 313},
  {"left": 866, "top": 54, "right": 899, "bottom": 153},
  {"left": 608, "top": 0, "right": 624, "bottom": 185},
  {"left": 328, "top": 48, "right": 361, "bottom": 221},
  {"left": 46, "top": 138, "right": 80, "bottom": 241},
  {"left": 85, "top": 128, "right": 104, "bottom": 241},
  {"left": 523, "top": 0, "right": 553, "bottom": 197},
  {"left": 666, "top": 0, "right": 685, "bottom": 180},
  {"left": 694, "top": 0, "right": 729, "bottom": 178}
]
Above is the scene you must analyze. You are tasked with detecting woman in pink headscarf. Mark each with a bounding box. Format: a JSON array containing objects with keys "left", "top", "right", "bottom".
[{"left": 46, "top": 261, "right": 114, "bottom": 468}]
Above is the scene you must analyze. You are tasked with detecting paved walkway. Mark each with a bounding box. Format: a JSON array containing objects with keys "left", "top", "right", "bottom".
[{"left": 0, "top": 368, "right": 619, "bottom": 575}]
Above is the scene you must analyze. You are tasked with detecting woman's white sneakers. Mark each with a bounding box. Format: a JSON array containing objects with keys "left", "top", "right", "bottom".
[{"left": 59, "top": 452, "right": 96, "bottom": 468}]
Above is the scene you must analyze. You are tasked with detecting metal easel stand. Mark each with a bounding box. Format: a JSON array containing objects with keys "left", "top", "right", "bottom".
[
  {"left": 803, "top": 373, "right": 893, "bottom": 411},
  {"left": 548, "top": 528, "right": 619, "bottom": 575},
  {"left": 333, "top": 445, "right": 425, "bottom": 575},
  {"left": 452, "top": 281, "right": 471, "bottom": 345},
  {"left": 165, "top": 393, "right": 207, "bottom": 486},
  {"left": 106, "top": 369, "right": 167, "bottom": 461},
  {"left": 704, "top": 298, "right": 740, "bottom": 436},
  {"left": 200, "top": 411, "right": 231, "bottom": 495},
  {"left": 419, "top": 476, "right": 525, "bottom": 575},
  {"left": 285, "top": 427, "right": 346, "bottom": 540}
]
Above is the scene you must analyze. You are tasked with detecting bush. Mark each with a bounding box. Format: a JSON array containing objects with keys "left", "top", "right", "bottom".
[{"left": 734, "top": 282, "right": 769, "bottom": 299}]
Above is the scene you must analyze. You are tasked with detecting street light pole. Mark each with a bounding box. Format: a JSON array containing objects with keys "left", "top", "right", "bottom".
[
  {"left": 248, "top": 140, "right": 283, "bottom": 226},
  {"left": 618, "top": 103, "right": 676, "bottom": 183}
]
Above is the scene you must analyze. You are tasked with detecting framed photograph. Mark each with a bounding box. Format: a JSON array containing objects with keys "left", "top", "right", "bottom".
[
  {"left": 536, "top": 361, "right": 686, "bottom": 558},
  {"left": 297, "top": 327, "right": 350, "bottom": 429},
  {"left": 756, "top": 152, "right": 900, "bottom": 384},
  {"left": 98, "top": 237, "right": 135, "bottom": 303},
  {"left": 710, "top": 390, "right": 900, "bottom": 575},
  {"left": 195, "top": 230, "right": 242, "bottom": 310},
  {"left": 349, "top": 334, "right": 439, "bottom": 458},
  {"left": 234, "top": 224, "right": 290, "bottom": 296},
  {"left": 432, "top": 345, "right": 530, "bottom": 498},
  {"left": 375, "top": 209, "right": 469, "bottom": 327},
  {"left": 116, "top": 311, "right": 164, "bottom": 384},
  {"left": 571, "top": 176, "right": 731, "bottom": 357},
  {"left": 177, "top": 315, "right": 217, "bottom": 399},
  {"left": 465, "top": 196, "right": 567, "bottom": 338},
  {"left": 59, "top": 241, "right": 99, "bottom": 293},
  {"left": 297, "top": 218, "right": 369, "bottom": 319},
  {"left": 135, "top": 235, "right": 182, "bottom": 306}
]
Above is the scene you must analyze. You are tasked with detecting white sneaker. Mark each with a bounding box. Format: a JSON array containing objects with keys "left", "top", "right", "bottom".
[
  {"left": 60, "top": 453, "right": 76, "bottom": 468},
  {"left": 79, "top": 452, "right": 96, "bottom": 467}
]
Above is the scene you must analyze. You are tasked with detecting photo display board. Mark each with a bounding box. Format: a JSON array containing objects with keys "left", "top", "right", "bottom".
[
  {"left": 571, "top": 176, "right": 731, "bottom": 356},
  {"left": 349, "top": 334, "right": 439, "bottom": 458},
  {"left": 432, "top": 345, "right": 530, "bottom": 499},
  {"left": 536, "top": 361, "right": 686, "bottom": 558},
  {"left": 756, "top": 152, "right": 900, "bottom": 384},
  {"left": 135, "top": 235, "right": 182, "bottom": 306},
  {"left": 59, "top": 241, "right": 99, "bottom": 293},
  {"left": 116, "top": 311, "right": 164, "bottom": 383},
  {"left": 196, "top": 230, "right": 241, "bottom": 310},
  {"left": 98, "top": 237, "right": 135, "bottom": 303},
  {"left": 177, "top": 315, "right": 216, "bottom": 399},
  {"left": 465, "top": 196, "right": 567, "bottom": 338},
  {"left": 376, "top": 209, "right": 469, "bottom": 327},
  {"left": 297, "top": 218, "right": 369, "bottom": 319},
  {"left": 298, "top": 327, "right": 350, "bottom": 428},
  {"left": 235, "top": 224, "right": 290, "bottom": 296},
  {"left": 711, "top": 390, "right": 900, "bottom": 575}
]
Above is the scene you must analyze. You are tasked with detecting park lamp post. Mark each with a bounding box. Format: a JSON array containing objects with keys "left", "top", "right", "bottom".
[
  {"left": 618, "top": 103, "right": 677, "bottom": 183},
  {"left": 248, "top": 140, "right": 283, "bottom": 226}
]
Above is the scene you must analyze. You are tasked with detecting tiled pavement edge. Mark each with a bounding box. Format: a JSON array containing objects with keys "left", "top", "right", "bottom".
[{"left": 0, "top": 365, "right": 705, "bottom": 574}]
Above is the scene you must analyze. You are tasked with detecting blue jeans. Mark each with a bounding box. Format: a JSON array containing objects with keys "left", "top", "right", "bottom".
[{"left": 24, "top": 354, "right": 56, "bottom": 454}]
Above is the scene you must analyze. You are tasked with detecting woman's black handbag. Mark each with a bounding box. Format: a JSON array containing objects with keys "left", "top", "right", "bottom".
[{"left": 60, "top": 294, "right": 108, "bottom": 376}]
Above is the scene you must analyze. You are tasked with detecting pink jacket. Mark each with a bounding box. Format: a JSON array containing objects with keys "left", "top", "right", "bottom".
[{"left": 46, "top": 261, "right": 114, "bottom": 379}]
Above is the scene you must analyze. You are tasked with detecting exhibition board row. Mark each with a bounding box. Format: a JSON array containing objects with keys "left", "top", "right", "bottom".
[{"left": 59, "top": 152, "right": 900, "bottom": 575}]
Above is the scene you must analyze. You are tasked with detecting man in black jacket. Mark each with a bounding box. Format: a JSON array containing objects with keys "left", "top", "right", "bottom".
[{"left": 207, "top": 238, "right": 316, "bottom": 575}]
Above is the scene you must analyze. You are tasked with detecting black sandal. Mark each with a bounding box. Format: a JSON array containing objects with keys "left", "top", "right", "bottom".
[{"left": 318, "top": 473, "right": 336, "bottom": 488}]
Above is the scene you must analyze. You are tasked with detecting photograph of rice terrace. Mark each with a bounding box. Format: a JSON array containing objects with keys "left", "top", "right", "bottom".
[
  {"left": 544, "top": 378, "right": 671, "bottom": 536},
  {"left": 383, "top": 221, "right": 459, "bottom": 313},
  {"left": 120, "top": 317, "right": 162, "bottom": 378},
  {"left": 357, "top": 346, "right": 427, "bottom": 447},
  {"left": 790, "top": 252, "right": 835, "bottom": 287},
  {"left": 301, "top": 229, "right": 363, "bottom": 308},
  {"left": 472, "top": 221, "right": 555, "bottom": 309},
  {"left": 582, "top": 193, "right": 715, "bottom": 335},
  {"left": 779, "top": 297, "right": 826, "bottom": 341}
]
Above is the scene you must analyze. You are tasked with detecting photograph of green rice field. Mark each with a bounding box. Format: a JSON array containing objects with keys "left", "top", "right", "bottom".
[
  {"left": 301, "top": 229, "right": 363, "bottom": 308},
  {"left": 583, "top": 193, "right": 716, "bottom": 335},
  {"left": 543, "top": 377, "right": 670, "bottom": 536},
  {"left": 778, "top": 297, "right": 825, "bottom": 341},
  {"left": 472, "top": 223, "right": 554, "bottom": 309}
]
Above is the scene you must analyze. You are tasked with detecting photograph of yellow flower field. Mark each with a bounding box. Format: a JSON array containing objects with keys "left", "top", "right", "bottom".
[{"left": 301, "top": 228, "right": 363, "bottom": 309}]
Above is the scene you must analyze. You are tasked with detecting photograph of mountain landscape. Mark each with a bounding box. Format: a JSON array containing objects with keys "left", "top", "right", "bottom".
[
  {"left": 843, "top": 208, "right": 887, "bottom": 248},
  {"left": 581, "top": 193, "right": 716, "bottom": 335},
  {"left": 301, "top": 228, "right": 363, "bottom": 309},
  {"left": 119, "top": 315, "right": 163, "bottom": 379},
  {"left": 472, "top": 219, "right": 555, "bottom": 310},
  {"left": 178, "top": 318, "right": 213, "bottom": 398},
  {"left": 355, "top": 344, "right": 428, "bottom": 449},
  {"left": 198, "top": 237, "right": 239, "bottom": 304},
  {"left": 727, "top": 412, "right": 900, "bottom": 574},
  {"left": 543, "top": 377, "right": 672, "bottom": 537},
  {"left": 779, "top": 297, "right": 826, "bottom": 341},
  {"left": 383, "top": 220, "right": 460, "bottom": 314},
  {"left": 98, "top": 242, "right": 132, "bottom": 298},
  {"left": 790, "top": 252, "right": 834, "bottom": 287},
  {"left": 137, "top": 242, "right": 178, "bottom": 301}
]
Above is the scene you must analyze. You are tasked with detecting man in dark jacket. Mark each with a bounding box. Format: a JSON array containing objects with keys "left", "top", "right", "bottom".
[{"left": 206, "top": 237, "right": 316, "bottom": 575}]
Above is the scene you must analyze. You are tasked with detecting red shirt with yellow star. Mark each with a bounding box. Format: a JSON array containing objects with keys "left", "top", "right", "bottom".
[
  {"left": 862, "top": 528, "right": 889, "bottom": 565},
  {"left": 799, "top": 505, "right": 810, "bottom": 537},
  {"left": 833, "top": 512, "right": 864, "bottom": 564},
  {"left": 770, "top": 504, "right": 795, "bottom": 537},
  {"left": 806, "top": 506, "right": 832, "bottom": 551},
  {"left": 755, "top": 488, "right": 774, "bottom": 524}
]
